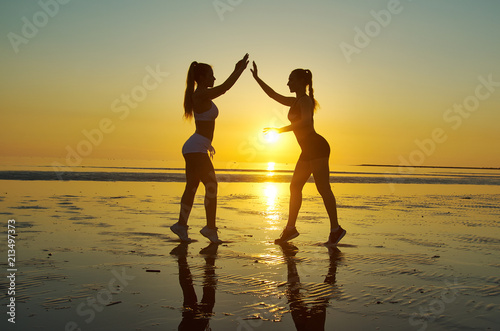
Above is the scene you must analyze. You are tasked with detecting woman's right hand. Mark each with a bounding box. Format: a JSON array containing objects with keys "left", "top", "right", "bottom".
[{"left": 250, "top": 61, "right": 258, "bottom": 79}]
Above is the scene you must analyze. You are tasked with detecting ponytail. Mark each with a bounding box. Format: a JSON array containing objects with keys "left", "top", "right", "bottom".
[
  {"left": 304, "top": 69, "right": 319, "bottom": 111},
  {"left": 183, "top": 61, "right": 198, "bottom": 120},
  {"left": 183, "top": 61, "right": 212, "bottom": 120}
]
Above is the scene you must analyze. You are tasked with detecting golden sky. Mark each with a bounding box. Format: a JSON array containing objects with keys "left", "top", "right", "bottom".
[{"left": 1, "top": 0, "right": 499, "bottom": 168}]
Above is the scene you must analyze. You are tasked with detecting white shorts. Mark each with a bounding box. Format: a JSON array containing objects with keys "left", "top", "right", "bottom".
[{"left": 182, "top": 133, "right": 215, "bottom": 158}]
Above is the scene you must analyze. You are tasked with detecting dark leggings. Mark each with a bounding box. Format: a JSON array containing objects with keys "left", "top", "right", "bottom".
[{"left": 178, "top": 153, "right": 217, "bottom": 228}]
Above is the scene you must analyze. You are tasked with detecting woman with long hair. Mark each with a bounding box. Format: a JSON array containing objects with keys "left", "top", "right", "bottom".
[
  {"left": 250, "top": 62, "right": 346, "bottom": 246},
  {"left": 170, "top": 53, "right": 249, "bottom": 244}
]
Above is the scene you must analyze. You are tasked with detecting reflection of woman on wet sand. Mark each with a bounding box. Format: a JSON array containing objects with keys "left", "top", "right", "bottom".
[
  {"left": 251, "top": 62, "right": 346, "bottom": 245},
  {"left": 280, "top": 243, "right": 342, "bottom": 331},
  {"left": 170, "top": 243, "right": 219, "bottom": 331}
]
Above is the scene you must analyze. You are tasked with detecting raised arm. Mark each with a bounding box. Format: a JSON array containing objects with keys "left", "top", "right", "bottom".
[
  {"left": 198, "top": 53, "right": 249, "bottom": 100},
  {"left": 251, "top": 62, "right": 295, "bottom": 107}
]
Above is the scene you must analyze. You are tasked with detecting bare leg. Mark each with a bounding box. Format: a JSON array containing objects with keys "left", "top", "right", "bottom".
[
  {"left": 178, "top": 154, "right": 201, "bottom": 227},
  {"left": 201, "top": 168, "right": 218, "bottom": 229},
  {"left": 178, "top": 187, "right": 198, "bottom": 227},
  {"left": 311, "top": 157, "right": 339, "bottom": 229},
  {"left": 287, "top": 160, "right": 312, "bottom": 228},
  {"left": 182, "top": 152, "right": 218, "bottom": 229}
]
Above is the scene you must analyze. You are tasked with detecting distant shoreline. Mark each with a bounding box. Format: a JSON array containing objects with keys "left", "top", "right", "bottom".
[{"left": 358, "top": 164, "right": 500, "bottom": 171}]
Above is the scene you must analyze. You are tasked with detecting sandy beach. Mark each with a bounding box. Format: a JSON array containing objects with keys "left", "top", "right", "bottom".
[{"left": 1, "top": 169, "right": 499, "bottom": 330}]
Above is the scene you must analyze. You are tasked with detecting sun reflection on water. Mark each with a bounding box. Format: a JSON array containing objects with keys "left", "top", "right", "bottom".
[
  {"left": 252, "top": 183, "right": 284, "bottom": 265},
  {"left": 256, "top": 252, "right": 284, "bottom": 266},
  {"left": 266, "top": 162, "right": 275, "bottom": 177},
  {"left": 263, "top": 183, "right": 281, "bottom": 228}
]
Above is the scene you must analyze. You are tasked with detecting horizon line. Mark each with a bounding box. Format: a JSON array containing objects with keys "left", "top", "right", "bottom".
[{"left": 359, "top": 164, "right": 500, "bottom": 171}]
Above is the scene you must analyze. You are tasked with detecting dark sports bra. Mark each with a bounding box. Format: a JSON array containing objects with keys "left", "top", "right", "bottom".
[{"left": 288, "top": 95, "right": 312, "bottom": 123}]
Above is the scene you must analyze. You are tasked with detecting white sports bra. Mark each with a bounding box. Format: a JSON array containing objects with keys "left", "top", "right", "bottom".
[{"left": 194, "top": 101, "right": 219, "bottom": 121}]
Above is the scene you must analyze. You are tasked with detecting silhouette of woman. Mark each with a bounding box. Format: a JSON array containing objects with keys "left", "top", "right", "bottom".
[
  {"left": 170, "top": 242, "right": 219, "bottom": 331},
  {"left": 171, "top": 54, "right": 249, "bottom": 244},
  {"left": 251, "top": 62, "right": 346, "bottom": 245},
  {"left": 279, "top": 243, "right": 343, "bottom": 330}
]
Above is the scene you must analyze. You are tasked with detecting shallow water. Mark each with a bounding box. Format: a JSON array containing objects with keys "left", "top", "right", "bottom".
[
  {"left": 1, "top": 164, "right": 500, "bottom": 187},
  {"left": 0, "top": 179, "right": 499, "bottom": 330}
]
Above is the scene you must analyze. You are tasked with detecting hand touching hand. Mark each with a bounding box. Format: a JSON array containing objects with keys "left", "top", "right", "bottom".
[
  {"left": 250, "top": 61, "right": 258, "bottom": 79},
  {"left": 235, "top": 53, "right": 249, "bottom": 72}
]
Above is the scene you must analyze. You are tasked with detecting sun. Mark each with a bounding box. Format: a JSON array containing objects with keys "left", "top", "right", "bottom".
[{"left": 264, "top": 130, "right": 279, "bottom": 144}]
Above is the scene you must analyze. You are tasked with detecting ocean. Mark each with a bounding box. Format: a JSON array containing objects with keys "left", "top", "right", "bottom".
[{"left": 1, "top": 164, "right": 499, "bottom": 186}]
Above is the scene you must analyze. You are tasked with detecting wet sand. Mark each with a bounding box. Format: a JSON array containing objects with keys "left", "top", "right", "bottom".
[{"left": 0, "top": 180, "right": 499, "bottom": 330}]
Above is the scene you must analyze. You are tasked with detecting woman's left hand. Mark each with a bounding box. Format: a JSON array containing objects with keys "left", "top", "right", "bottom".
[
  {"left": 250, "top": 61, "right": 258, "bottom": 79},
  {"left": 263, "top": 127, "right": 281, "bottom": 134}
]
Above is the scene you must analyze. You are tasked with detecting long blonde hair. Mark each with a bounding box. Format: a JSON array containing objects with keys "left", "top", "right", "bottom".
[{"left": 183, "top": 61, "right": 212, "bottom": 119}]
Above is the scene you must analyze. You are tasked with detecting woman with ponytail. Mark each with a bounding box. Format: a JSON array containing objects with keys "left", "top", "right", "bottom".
[
  {"left": 251, "top": 62, "right": 346, "bottom": 246},
  {"left": 171, "top": 53, "right": 249, "bottom": 244}
]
